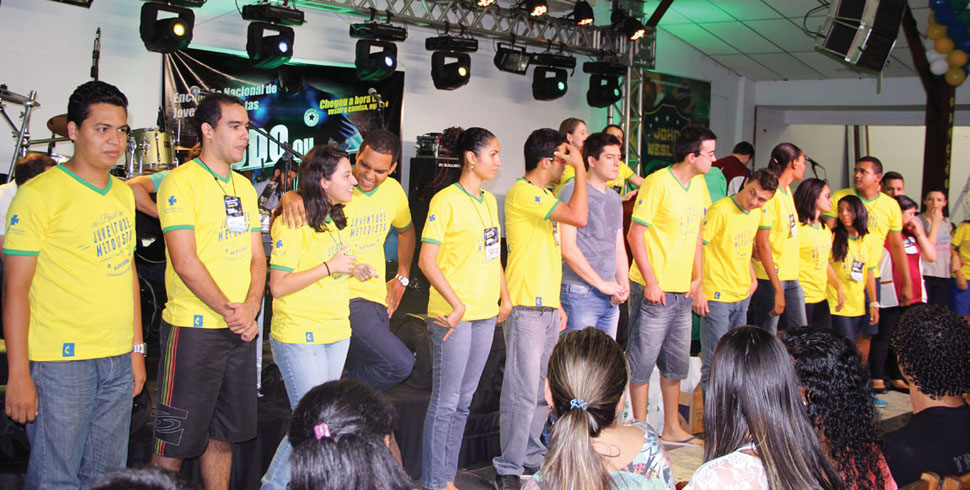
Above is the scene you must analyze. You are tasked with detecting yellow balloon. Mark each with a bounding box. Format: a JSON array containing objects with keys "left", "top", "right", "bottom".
[
  {"left": 949, "top": 49, "right": 969, "bottom": 67},
  {"left": 929, "top": 24, "right": 948, "bottom": 40},
  {"left": 945, "top": 67, "right": 966, "bottom": 86},
  {"left": 937, "top": 37, "right": 956, "bottom": 53}
]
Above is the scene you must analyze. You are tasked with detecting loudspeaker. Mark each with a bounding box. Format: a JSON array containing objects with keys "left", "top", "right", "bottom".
[{"left": 816, "top": 0, "right": 906, "bottom": 71}]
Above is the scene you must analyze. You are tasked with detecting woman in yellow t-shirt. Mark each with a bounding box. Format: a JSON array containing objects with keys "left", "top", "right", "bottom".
[
  {"left": 262, "top": 145, "right": 369, "bottom": 488},
  {"left": 950, "top": 220, "right": 970, "bottom": 319},
  {"left": 795, "top": 178, "right": 841, "bottom": 328},
  {"left": 829, "top": 194, "right": 879, "bottom": 346}
]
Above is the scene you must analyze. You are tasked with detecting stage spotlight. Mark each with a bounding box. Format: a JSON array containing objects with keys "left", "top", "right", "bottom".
[
  {"left": 532, "top": 66, "right": 568, "bottom": 100},
  {"left": 527, "top": 0, "right": 548, "bottom": 17},
  {"left": 621, "top": 17, "right": 646, "bottom": 40},
  {"left": 247, "top": 22, "right": 294, "bottom": 69},
  {"left": 356, "top": 40, "right": 398, "bottom": 81},
  {"left": 140, "top": 2, "right": 194, "bottom": 53},
  {"left": 477, "top": 0, "right": 496, "bottom": 6},
  {"left": 494, "top": 43, "right": 531, "bottom": 74},
  {"left": 586, "top": 74, "right": 622, "bottom": 107},
  {"left": 572, "top": 1, "right": 594, "bottom": 25},
  {"left": 431, "top": 52, "right": 471, "bottom": 90}
]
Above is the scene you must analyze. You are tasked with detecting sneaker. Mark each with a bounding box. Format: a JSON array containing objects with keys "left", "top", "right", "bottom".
[
  {"left": 872, "top": 394, "right": 889, "bottom": 407},
  {"left": 494, "top": 474, "right": 521, "bottom": 490}
]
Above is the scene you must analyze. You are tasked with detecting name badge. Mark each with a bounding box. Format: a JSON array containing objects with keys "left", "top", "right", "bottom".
[
  {"left": 484, "top": 226, "right": 500, "bottom": 261},
  {"left": 903, "top": 236, "right": 918, "bottom": 255},
  {"left": 789, "top": 214, "right": 797, "bottom": 238},
  {"left": 850, "top": 259, "right": 864, "bottom": 282},
  {"left": 225, "top": 196, "right": 247, "bottom": 233}
]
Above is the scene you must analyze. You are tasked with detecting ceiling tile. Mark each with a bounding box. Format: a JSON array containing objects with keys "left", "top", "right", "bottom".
[
  {"left": 750, "top": 53, "right": 825, "bottom": 80},
  {"left": 662, "top": 24, "right": 741, "bottom": 55},
  {"left": 790, "top": 51, "right": 872, "bottom": 78},
  {"left": 744, "top": 19, "right": 819, "bottom": 52},
  {"left": 763, "top": 0, "right": 830, "bottom": 19},
  {"left": 652, "top": 8, "right": 694, "bottom": 26},
  {"left": 668, "top": 0, "right": 735, "bottom": 23},
  {"left": 711, "top": 0, "right": 783, "bottom": 21},
  {"left": 881, "top": 56, "right": 917, "bottom": 77},
  {"left": 710, "top": 54, "right": 784, "bottom": 80},
  {"left": 700, "top": 21, "right": 784, "bottom": 54}
]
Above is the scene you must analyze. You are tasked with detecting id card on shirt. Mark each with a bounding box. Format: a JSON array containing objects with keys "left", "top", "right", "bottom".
[
  {"left": 225, "top": 196, "right": 247, "bottom": 233},
  {"left": 789, "top": 214, "right": 798, "bottom": 238},
  {"left": 850, "top": 259, "right": 865, "bottom": 282},
  {"left": 484, "top": 226, "right": 500, "bottom": 261},
  {"left": 903, "top": 236, "right": 918, "bottom": 255}
]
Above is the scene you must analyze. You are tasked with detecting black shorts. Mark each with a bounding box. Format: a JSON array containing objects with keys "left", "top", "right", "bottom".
[{"left": 152, "top": 321, "right": 257, "bottom": 459}]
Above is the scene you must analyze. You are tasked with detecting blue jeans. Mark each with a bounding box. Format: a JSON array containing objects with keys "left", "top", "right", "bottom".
[
  {"left": 700, "top": 297, "right": 752, "bottom": 391},
  {"left": 421, "top": 317, "right": 496, "bottom": 489},
  {"left": 493, "top": 307, "right": 559, "bottom": 476},
  {"left": 560, "top": 283, "right": 620, "bottom": 339},
  {"left": 26, "top": 354, "right": 133, "bottom": 490},
  {"left": 748, "top": 279, "right": 807, "bottom": 334},
  {"left": 626, "top": 282, "right": 693, "bottom": 384},
  {"left": 260, "top": 337, "right": 350, "bottom": 490},
  {"left": 344, "top": 298, "right": 416, "bottom": 391}
]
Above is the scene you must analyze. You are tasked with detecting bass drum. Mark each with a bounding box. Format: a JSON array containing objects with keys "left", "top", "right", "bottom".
[{"left": 135, "top": 209, "right": 166, "bottom": 264}]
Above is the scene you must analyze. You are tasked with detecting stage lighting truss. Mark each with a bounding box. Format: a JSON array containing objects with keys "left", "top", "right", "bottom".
[
  {"left": 140, "top": 1, "right": 195, "bottom": 53},
  {"left": 247, "top": 22, "right": 294, "bottom": 69}
]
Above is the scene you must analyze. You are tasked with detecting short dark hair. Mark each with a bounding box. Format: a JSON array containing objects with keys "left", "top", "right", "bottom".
[
  {"left": 894, "top": 194, "right": 917, "bottom": 212},
  {"left": 673, "top": 125, "right": 717, "bottom": 163},
  {"left": 881, "top": 171, "right": 903, "bottom": 185},
  {"left": 892, "top": 304, "right": 970, "bottom": 399},
  {"left": 360, "top": 129, "right": 401, "bottom": 165},
  {"left": 602, "top": 124, "right": 623, "bottom": 135},
  {"left": 192, "top": 93, "right": 245, "bottom": 141},
  {"left": 14, "top": 153, "right": 57, "bottom": 186},
  {"left": 581, "top": 132, "right": 621, "bottom": 170},
  {"left": 91, "top": 467, "right": 191, "bottom": 490},
  {"left": 748, "top": 168, "right": 778, "bottom": 193},
  {"left": 558, "top": 118, "right": 585, "bottom": 135},
  {"left": 732, "top": 141, "right": 754, "bottom": 156},
  {"left": 524, "top": 128, "right": 566, "bottom": 171},
  {"left": 858, "top": 156, "right": 883, "bottom": 175},
  {"left": 67, "top": 81, "right": 128, "bottom": 128}
]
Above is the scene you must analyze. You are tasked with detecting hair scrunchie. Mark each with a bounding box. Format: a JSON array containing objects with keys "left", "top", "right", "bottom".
[{"left": 569, "top": 398, "right": 589, "bottom": 411}]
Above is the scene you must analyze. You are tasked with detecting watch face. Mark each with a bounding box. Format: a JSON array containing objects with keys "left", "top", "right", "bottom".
[{"left": 398, "top": 276, "right": 409, "bottom": 287}]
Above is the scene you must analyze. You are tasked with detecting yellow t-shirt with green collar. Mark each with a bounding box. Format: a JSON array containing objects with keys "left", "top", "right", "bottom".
[
  {"left": 504, "top": 178, "right": 562, "bottom": 308},
  {"left": 554, "top": 163, "right": 635, "bottom": 196},
  {"left": 269, "top": 218, "right": 352, "bottom": 344},
  {"left": 752, "top": 185, "right": 799, "bottom": 281},
  {"left": 953, "top": 221, "right": 970, "bottom": 277},
  {"left": 345, "top": 177, "right": 412, "bottom": 306},
  {"left": 701, "top": 195, "right": 761, "bottom": 303},
  {"left": 798, "top": 222, "right": 833, "bottom": 303},
  {"left": 828, "top": 234, "right": 876, "bottom": 317},
  {"left": 3, "top": 165, "right": 135, "bottom": 361},
  {"left": 629, "top": 167, "right": 710, "bottom": 293},
  {"left": 156, "top": 159, "right": 261, "bottom": 329},
  {"left": 421, "top": 183, "right": 502, "bottom": 320},
  {"left": 823, "top": 188, "right": 902, "bottom": 278}
]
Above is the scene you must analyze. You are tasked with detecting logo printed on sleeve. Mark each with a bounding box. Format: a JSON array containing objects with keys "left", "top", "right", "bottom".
[
  {"left": 534, "top": 196, "right": 541, "bottom": 203},
  {"left": 276, "top": 240, "right": 283, "bottom": 249},
  {"left": 62, "top": 343, "right": 75, "bottom": 357},
  {"left": 428, "top": 214, "right": 436, "bottom": 222},
  {"left": 305, "top": 332, "right": 314, "bottom": 342},
  {"left": 9, "top": 214, "right": 19, "bottom": 226},
  {"left": 193, "top": 315, "right": 203, "bottom": 327},
  {"left": 168, "top": 196, "right": 177, "bottom": 206}
]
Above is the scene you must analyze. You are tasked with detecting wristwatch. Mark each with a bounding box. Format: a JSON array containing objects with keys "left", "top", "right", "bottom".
[
  {"left": 395, "top": 274, "right": 410, "bottom": 287},
  {"left": 132, "top": 343, "right": 148, "bottom": 355},
  {"left": 869, "top": 301, "right": 881, "bottom": 309}
]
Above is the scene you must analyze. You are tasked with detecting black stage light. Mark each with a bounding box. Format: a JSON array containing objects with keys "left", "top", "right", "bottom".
[
  {"left": 572, "top": 1, "right": 594, "bottom": 25},
  {"left": 527, "top": 0, "right": 548, "bottom": 17},
  {"left": 531, "top": 52, "right": 577, "bottom": 69},
  {"left": 431, "top": 52, "right": 471, "bottom": 90},
  {"left": 532, "top": 66, "right": 568, "bottom": 100},
  {"left": 349, "top": 23, "right": 409, "bottom": 42},
  {"left": 356, "top": 40, "right": 398, "bottom": 81},
  {"left": 477, "top": 0, "right": 496, "bottom": 6},
  {"left": 140, "top": 2, "right": 194, "bottom": 53},
  {"left": 622, "top": 17, "right": 646, "bottom": 40},
  {"left": 586, "top": 74, "right": 622, "bottom": 107},
  {"left": 241, "top": 2, "right": 305, "bottom": 26},
  {"left": 494, "top": 43, "right": 531, "bottom": 74},
  {"left": 247, "top": 22, "right": 294, "bottom": 69}
]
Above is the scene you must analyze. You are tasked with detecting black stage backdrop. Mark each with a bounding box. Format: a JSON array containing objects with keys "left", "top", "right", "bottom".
[{"left": 162, "top": 48, "right": 404, "bottom": 171}]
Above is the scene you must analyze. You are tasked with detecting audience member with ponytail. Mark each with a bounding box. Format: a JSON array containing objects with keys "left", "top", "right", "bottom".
[{"left": 525, "top": 328, "right": 674, "bottom": 490}]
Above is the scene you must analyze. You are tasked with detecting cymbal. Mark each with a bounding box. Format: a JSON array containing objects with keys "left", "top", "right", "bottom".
[
  {"left": 0, "top": 87, "right": 39, "bottom": 107},
  {"left": 47, "top": 114, "right": 69, "bottom": 137},
  {"left": 174, "top": 146, "right": 195, "bottom": 151}
]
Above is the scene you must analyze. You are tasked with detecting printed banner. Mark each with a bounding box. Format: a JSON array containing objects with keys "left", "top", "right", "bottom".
[{"left": 640, "top": 71, "right": 711, "bottom": 176}]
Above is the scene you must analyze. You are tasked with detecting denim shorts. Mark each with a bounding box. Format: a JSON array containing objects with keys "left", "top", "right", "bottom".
[{"left": 626, "top": 282, "right": 692, "bottom": 384}]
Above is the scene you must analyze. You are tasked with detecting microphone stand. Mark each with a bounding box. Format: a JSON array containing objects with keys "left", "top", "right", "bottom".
[{"left": 247, "top": 122, "right": 303, "bottom": 192}]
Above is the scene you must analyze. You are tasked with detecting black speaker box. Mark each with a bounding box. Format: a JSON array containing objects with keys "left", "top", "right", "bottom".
[{"left": 817, "top": 0, "right": 906, "bottom": 71}]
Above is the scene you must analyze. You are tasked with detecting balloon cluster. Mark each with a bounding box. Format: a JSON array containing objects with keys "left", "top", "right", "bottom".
[{"left": 928, "top": 0, "right": 970, "bottom": 86}]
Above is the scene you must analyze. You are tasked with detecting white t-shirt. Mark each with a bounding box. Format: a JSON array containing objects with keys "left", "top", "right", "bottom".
[
  {"left": 685, "top": 448, "right": 768, "bottom": 490},
  {"left": 0, "top": 181, "right": 18, "bottom": 236}
]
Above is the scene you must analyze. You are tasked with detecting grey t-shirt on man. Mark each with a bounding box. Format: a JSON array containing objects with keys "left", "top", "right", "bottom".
[{"left": 558, "top": 180, "right": 623, "bottom": 287}]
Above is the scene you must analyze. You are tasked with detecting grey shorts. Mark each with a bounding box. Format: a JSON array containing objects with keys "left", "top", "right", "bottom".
[{"left": 626, "top": 282, "right": 693, "bottom": 384}]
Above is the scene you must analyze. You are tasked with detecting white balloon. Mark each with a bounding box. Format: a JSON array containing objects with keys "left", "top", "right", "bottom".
[
  {"left": 931, "top": 58, "right": 950, "bottom": 75},
  {"left": 928, "top": 48, "right": 948, "bottom": 61}
]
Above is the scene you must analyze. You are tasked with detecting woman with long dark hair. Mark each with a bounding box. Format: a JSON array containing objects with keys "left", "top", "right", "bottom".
[
  {"left": 795, "top": 178, "right": 840, "bottom": 327},
  {"left": 686, "top": 327, "right": 843, "bottom": 489},
  {"left": 829, "top": 195, "right": 879, "bottom": 348},
  {"left": 289, "top": 379, "right": 411, "bottom": 490},
  {"left": 525, "top": 328, "right": 674, "bottom": 490},
  {"left": 916, "top": 189, "right": 951, "bottom": 306},
  {"left": 261, "top": 145, "right": 368, "bottom": 489},
  {"left": 418, "top": 128, "right": 512, "bottom": 490},
  {"left": 783, "top": 326, "right": 898, "bottom": 490}
]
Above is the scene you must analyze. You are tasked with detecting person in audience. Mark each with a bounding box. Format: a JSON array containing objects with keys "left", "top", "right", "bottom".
[
  {"left": 795, "top": 178, "right": 839, "bottom": 328},
  {"left": 783, "top": 326, "right": 898, "bottom": 490},
  {"left": 884, "top": 304, "right": 970, "bottom": 485},
  {"left": 916, "top": 189, "right": 952, "bottom": 307},
  {"left": 254, "top": 156, "right": 298, "bottom": 212},
  {"left": 870, "top": 195, "right": 936, "bottom": 394},
  {"left": 880, "top": 171, "right": 905, "bottom": 198},
  {"left": 92, "top": 467, "right": 194, "bottom": 490},
  {"left": 950, "top": 219, "right": 970, "bottom": 320},
  {"left": 749, "top": 143, "right": 808, "bottom": 333},
  {"left": 524, "top": 328, "right": 674, "bottom": 490},
  {"left": 686, "top": 327, "right": 844, "bottom": 490},
  {"left": 418, "top": 127, "right": 512, "bottom": 490},
  {"left": 559, "top": 132, "right": 629, "bottom": 338},
  {"left": 0, "top": 153, "right": 56, "bottom": 252},
  {"left": 713, "top": 141, "right": 754, "bottom": 196},
  {"left": 698, "top": 169, "right": 777, "bottom": 391},
  {"left": 289, "top": 379, "right": 411, "bottom": 490},
  {"left": 828, "top": 195, "right": 879, "bottom": 348}
]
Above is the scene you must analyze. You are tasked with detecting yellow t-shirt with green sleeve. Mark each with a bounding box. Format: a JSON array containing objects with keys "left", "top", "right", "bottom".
[
  {"left": 629, "top": 167, "right": 710, "bottom": 293},
  {"left": 798, "top": 222, "right": 833, "bottom": 303},
  {"left": 828, "top": 234, "right": 876, "bottom": 317},
  {"left": 504, "top": 178, "right": 562, "bottom": 308},
  {"left": 421, "top": 183, "right": 502, "bottom": 320},
  {"left": 952, "top": 221, "right": 970, "bottom": 277},
  {"left": 3, "top": 166, "right": 135, "bottom": 361},
  {"left": 823, "top": 189, "right": 902, "bottom": 278},
  {"left": 156, "top": 159, "right": 261, "bottom": 329},
  {"left": 701, "top": 196, "right": 761, "bottom": 303},
  {"left": 554, "top": 163, "right": 635, "bottom": 196},
  {"left": 752, "top": 185, "right": 799, "bottom": 281},
  {"left": 269, "top": 219, "right": 352, "bottom": 344},
  {"left": 345, "top": 177, "right": 412, "bottom": 306}
]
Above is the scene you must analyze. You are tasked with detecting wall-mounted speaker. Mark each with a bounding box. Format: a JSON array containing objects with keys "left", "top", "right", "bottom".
[{"left": 816, "top": 0, "right": 907, "bottom": 72}]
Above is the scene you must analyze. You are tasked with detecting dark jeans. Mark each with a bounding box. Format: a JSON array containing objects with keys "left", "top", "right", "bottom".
[
  {"left": 748, "top": 279, "right": 807, "bottom": 334},
  {"left": 344, "top": 298, "right": 416, "bottom": 391},
  {"left": 924, "top": 276, "right": 951, "bottom": 308},
  {"left": 871, "top": 305, "right": 906, "bottom": 381},
  {"left": 805, "top": 300, "right": 832, "bottom": 328}
]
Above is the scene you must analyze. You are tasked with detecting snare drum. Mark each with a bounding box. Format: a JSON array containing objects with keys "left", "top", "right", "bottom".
[{"left": 126, "top": 128, "right": 174, "bottom": 175}]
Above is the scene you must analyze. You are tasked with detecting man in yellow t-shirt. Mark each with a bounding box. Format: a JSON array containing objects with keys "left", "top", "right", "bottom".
[
  {"left": 277, "top": 130, "right": 416, "bottom": 391},
  {"left": 151, "top": 94, "right": 265, "bottom": 487},
  {"left": 698, "top": 169, "right": 777, "bottom": 390},
  {"left": 493, "top": 128, "right": 590, "bottom": 487},
  {"left": 627, "top": 125, "right": 714, "bottom": 446},
  {"left": 3, "top": 81, "right": 145, "bottom": 488}
]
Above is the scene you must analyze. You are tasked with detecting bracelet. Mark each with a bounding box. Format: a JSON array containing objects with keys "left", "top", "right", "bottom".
[
  {"left": 324, "top": 262, "right": 331, "bottom": 276},
  {"left": 870, "top": 301, "right": 880, "bottom": 309}
]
